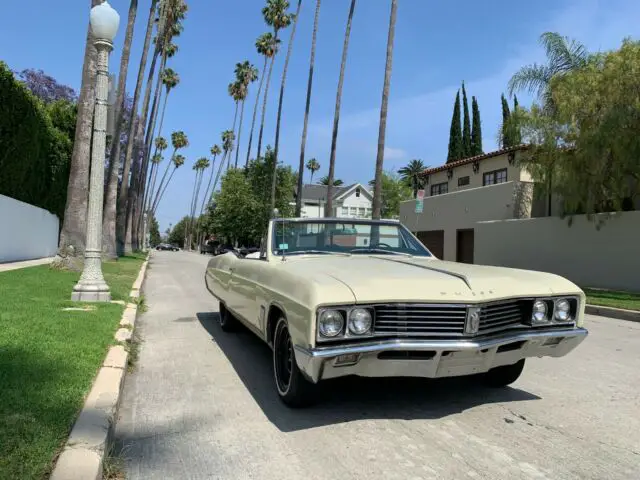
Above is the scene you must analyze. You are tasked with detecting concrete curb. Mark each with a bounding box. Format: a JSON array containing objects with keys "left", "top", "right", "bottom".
[
  {"left": 586, "top": 304, "right": 640, "bottom": 323},
  {"left": 50, "top": 253, "right": 151, "bottom": 480}
]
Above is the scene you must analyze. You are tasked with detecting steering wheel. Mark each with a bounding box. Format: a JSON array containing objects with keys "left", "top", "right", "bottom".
[{"left": 371, "top": 242, "right": 392, "bottom": 248}]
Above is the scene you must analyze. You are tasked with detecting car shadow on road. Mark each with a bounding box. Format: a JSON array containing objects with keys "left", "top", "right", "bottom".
[{"left": 196, "top": 312, "right": 541, "bottom": 433}]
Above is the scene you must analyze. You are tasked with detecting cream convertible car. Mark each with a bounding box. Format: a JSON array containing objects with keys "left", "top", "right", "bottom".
[{"left": 205, "top": 218, "right": 588, "bottom": 407}]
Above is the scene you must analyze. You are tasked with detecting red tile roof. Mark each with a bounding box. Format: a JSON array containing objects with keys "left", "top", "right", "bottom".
[{"left": 419, "top": 145, "right": 529, "bottom": 176}]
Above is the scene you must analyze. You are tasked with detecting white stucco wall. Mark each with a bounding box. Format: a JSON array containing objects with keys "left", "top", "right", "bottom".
[
  {"left": 0, "top": 194, "right": 59, "bottom": 263},
  {"left": 339, "top": 187, "right": 373, "bottom": 218},
  {"left": 475, "top": 211, "right": 640, "bottom": 292}
]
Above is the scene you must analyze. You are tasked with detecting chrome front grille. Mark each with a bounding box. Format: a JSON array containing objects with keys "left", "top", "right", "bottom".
[
  {"left": 478, "top": 299, "right": 527, "bottom": 334},
  {"left": 371, "top": 300, "right": 529, "bottom": 338},
  {"left": 373, "top": 304, "right": 467, "bottom": 337}
]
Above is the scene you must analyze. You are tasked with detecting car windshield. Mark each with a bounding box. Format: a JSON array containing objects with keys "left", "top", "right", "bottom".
[{"left": 271, "top": 219, "right": 432, "bottom": 257}]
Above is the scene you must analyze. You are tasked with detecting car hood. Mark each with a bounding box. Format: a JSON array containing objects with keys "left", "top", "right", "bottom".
[{"left": 277, "top": 255, "right": 582, "bottom": 304}]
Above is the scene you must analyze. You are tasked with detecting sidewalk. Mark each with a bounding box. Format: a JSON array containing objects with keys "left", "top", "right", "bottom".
[{"left": 0, "top": 257, "right": 54, "bottom": 273}]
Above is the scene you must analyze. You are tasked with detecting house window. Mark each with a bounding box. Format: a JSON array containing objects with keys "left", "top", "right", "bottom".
[
  {"left": 358, "top": 207, "right": 365, "bottom": 217},
  {"left": 457, "top": 176, "right": 470, "bottom": 187},
  {"left": 483, "top": 168, "right": 507, "bottom": 186},
  {"left": 366, "top": 208, "right": 372, "bottom": 217},
  {"left": 430, "top": 182, "right": 448, "bottom": 196},
  {"left": 341, "top": 207, "right": 349, "bottom": 216},
  {"left": 355, "top": 187, "right": 361, "bottom": 197},
  {"left": 350, "top": 207, "right": 357, "bottom": 216}
]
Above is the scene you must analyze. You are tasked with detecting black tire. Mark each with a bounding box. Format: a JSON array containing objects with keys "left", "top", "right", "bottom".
[
  {"left": 483, "top": 359, "right": 525, "bottom": 387},
  {"left": 273, "top": 317, "right": 317, "bottom": 408},
  {"left": 218, "top": 302, "right": 238, "bottom": 332}
]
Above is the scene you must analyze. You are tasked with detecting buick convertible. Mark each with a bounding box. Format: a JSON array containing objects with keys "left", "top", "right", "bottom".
[{"left": 204, "top": 217, "right": 588, "bottom": 407}]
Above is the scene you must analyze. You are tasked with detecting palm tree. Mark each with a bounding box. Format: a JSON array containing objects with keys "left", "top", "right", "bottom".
[
  {"left": 296, "top": 0, "right": 322, "bottom": 216},
  {"left": 199, "top": 145, "right": 221, "bottom": 219},
  {"left": 246, "top": 33, "right": 280, "bottom": 166},
  {"left": 319, "top": 175, "right": 343, "bottom": 186},
  {"left": 102, "top": 0, "right": 139, "bottom": 259},
  {"left": 508, "top": 32, "right": 588, "bottom": 111},
  {"left": 270, "top": 0, "right": 301, "bottom": 213},
  {"left": 211, "top": 130, "right": 235, "bottom": 197},
  {"left": 153, "top": 154, "right": 185, "bottom": 215},
  {"left": 257, "top": 0, "right": 292, "bottom": 161},
  {"left": 398, "top": 159, "right": 427, "bottom": 198},
  {"left": 234, "top": 61, "right": 259, "bottom": 168},
  {"left": 325, "top": 0, "right": 356, "bottom": 217},
  {"left": 372, "top": 0, "right": 398, "bottom": 220},
  {"left": 186, "top": 157, "right": 209, "bottom": 249},
  {"left": 151, "top": 130, "right": 188, "bottom": 213},
  {"left": 115, "top": 0, "right": 161, "bottom": 253},
  {"left": 146, "top": 136, "right": 168, "bottom": 213},
  {"left": 306, "top": 158, "right": 320, "bottom": 184},
  {"left": 227, "top": 80, "right": 245, "bottom": 170},
  {"left": 58, "top": 0, "right": 105, "bottom": 257}
]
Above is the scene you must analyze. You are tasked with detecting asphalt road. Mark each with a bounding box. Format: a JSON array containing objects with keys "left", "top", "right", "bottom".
[{"left": 115, "top": 251, "right": 640, "bottom": 480}]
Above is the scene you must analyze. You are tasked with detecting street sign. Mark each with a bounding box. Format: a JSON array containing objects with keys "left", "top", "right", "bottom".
[
  {"left": 415, "top": 200, "right": 424, "bottom": 214},
  {"left": 416, "top": 189, "right": 425, "bottom": 201}
]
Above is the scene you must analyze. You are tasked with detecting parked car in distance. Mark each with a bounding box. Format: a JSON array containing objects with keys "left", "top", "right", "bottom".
[
  {"left": 201, "top": 240, "right": 219, "bottom": 255},
  {"left": 156, "top": 243, "right": 179, "bottom": 251},
  {"left": 204, "top": 217, "right": 589, "bottom": 408}
]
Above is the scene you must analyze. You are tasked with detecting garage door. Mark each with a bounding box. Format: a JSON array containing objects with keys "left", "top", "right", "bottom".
[
  {"left": 456, "top": 229, "right": 474, "bottom": 264},
  {"left": 417, "top": 230, "right": 444, "bottom": 259}
]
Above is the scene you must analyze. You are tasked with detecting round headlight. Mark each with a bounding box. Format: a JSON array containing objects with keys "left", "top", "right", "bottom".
[
  {"left": 554, "top": 299, "right": 571, "bottom": 321},
  {"left": 348, "top": 308, "right": 372, "bottom": 335},
  {"left": 532, "top": 300, "right": 548, "bottom": 323},
  {"left": 318, "top": 310, "right": 344, "bottom": 337}
]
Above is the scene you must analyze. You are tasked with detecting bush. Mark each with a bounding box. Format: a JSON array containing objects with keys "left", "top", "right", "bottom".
[{"left": 0, "top": 62, "right": 72, "bottom": 219}]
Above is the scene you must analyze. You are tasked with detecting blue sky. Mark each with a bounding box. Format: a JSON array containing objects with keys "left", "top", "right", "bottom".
[{"left": 2, "top": 0, "right": 639, "bottom": 231}]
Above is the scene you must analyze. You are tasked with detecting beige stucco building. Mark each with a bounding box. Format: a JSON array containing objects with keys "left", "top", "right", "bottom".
[{"left": 399, "top": 146, "right": 537, "bottom": 262}]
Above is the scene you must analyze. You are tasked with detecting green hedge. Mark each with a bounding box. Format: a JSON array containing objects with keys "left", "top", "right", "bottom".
[{"left": 0, "top": 61, "right": 72, "bottom": 220}]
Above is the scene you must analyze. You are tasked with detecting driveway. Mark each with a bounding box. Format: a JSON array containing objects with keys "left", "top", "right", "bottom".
[{"left": 115, "top": 251, "right": 640, "bottom": 480}]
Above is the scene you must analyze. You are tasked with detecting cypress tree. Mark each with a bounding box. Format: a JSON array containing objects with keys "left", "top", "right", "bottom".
[
  {"left": 447, "top": 90, "right": 463, "bottom": 163},
  {"left": 462, "top": 82, "right": 471, "bottom": 158},
  {"left": 501, "top": 93, "right": 512, "bottom": 148},
  {"left": 513, "top": 95, "right": 522, "bottom": 144},
  {"left": 471, "top": 96, "right": 483, "bottom": 155}
]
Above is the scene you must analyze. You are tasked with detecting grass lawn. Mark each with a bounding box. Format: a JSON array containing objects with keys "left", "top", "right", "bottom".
[
  {"left": 0, "top": 253, "right": 145, "bottom": 479},
  {"left": 584, "top": 288, "right": 640, "bottom": 311}
]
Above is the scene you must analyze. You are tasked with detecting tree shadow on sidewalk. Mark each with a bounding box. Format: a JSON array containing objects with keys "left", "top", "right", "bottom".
[{"left": 195, "top": 311, "right": 541, "bottom": 433}]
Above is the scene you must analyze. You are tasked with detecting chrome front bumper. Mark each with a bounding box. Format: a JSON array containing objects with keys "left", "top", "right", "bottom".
[{"left": 293, "top": 328, "right": 588, "bottom": 383}]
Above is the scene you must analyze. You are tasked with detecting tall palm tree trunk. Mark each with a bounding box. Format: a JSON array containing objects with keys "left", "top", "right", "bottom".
[
  {"left": 151, "top": 148, "right": 176, "bottom": 213},
  {"left": 372, "top": 0, "right": 398, "bottom": 220},
  {"left": 256, "top": 48, "right": 278, "bottom": 161},
  {"left": 211, "top": 151, "right": 228, "bottom": 196},
  {"left": 296, "top": 0, "right": 321, "bottom": 216},
  {"left": 188, "top": 170, "right": 205, "bottom": 249},
  {"left": 325, "top": 0, "right": 356, "bottom": 217},
  {"left": 234, "top": 100, "right": 247, "bottom": 168},
  {"left": 103, "top": 0, "right": 138, "bottom": 259},
  {"left": 116, "top": 0, "right": 158, "bottom": 254},
  {"left": 186, "top": 170, "right": 200, "bottom": 248},
  {"left": 199, "top": 155, "right": 218, "bottom": 217},
  {"left": 310, "top": 170, "right": 315, "bottom": 184},
  {"left": 270, "top": 0, "right": 303, "bottom": 213},
  {"left": 58, "top": 0, "right": 103, "bottom": 257},
  {"left": 227, "top": 103, "right": 239, "bottom": 170},
  {"left": 143, "top": 86, "right": 170, "bottom": 214},
  {"left": 153, "top": 166, "right": 177, "bottom": 216},
  {"left": 246, "top": 57, "right": 268, "bottom": 166}
]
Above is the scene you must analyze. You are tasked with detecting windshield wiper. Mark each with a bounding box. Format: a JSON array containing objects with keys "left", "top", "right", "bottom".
[
  {"left": 279, "top": 250, "right": 347, "bottom": 256},
  {"left": 349, "top": 248, "right": 412, "bottom": 256}
]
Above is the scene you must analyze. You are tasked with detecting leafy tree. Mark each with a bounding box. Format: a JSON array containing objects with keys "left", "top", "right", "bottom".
[
  {"left": 368, "top": 170, "right": 412, "bottom": 219},
  {"left": 446, "top": 90, "right": 463, "bottom": 162},
  {"left": 17, "top": 68, "right": 77, "bottom": 103},
  {"left": 149, "top": 214, "right": 161, "bottom": 246},
  {"left": 168, "top": 215, "right": 189, "bottom": 247},
  {"left": 319, "top": 176, "right": 343, "bottom": 186},
  {"left": 461, "top": 82, "right": 471, "bottom": 157},
  {"left": 500, "top": 93, "right": 512, "bottom": 148},
  {"left": 471, "top": 95, "right": 483, "bottom": 155},
  {"left": 398, "top": 159, "right": 427, "bottom": 198},
  {"left": 512, "top": 95, "right": 522, "bottom": 145},
  {"left": 516, "top": 39, "right": 640, "bottom": 216},
  {"left": 508, "top": 32, "right": 588, "bottom": 112},
  {"left": 325, "top": 0, "right": 357, "bottom": 217}
]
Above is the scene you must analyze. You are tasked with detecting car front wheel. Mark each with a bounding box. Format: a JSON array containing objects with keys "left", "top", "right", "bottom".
[
  {"left": 273, "top": 317, "right": 316, "bottom": 408},
  {"left": 483, "top": 359, "right": 525, "bottom": 387}
]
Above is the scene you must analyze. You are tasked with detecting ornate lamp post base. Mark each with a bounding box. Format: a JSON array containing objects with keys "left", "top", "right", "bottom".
[{"left": 71, "top": 284, "right": 112, "bottom": 302}]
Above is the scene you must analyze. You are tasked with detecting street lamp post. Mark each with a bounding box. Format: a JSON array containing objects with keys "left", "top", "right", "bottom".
[{"left": 72, "top": 1, "right": 120, "bottom": 302}]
